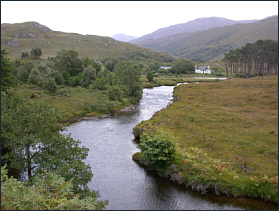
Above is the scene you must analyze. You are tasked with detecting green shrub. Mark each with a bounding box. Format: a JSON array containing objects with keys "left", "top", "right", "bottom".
[
  {"left": 57, "top": 88, "right": 70, "bottom": 97},
  {"left": 138, "top": 128, "right": 178, "bottom": 169},
  {"left": 17, "top": 66, "right": 30, "bottom": 82},
  {"left": 1, "top": 165, "right": 108, "bottom": 210},
  {"left": 51, "top": 71, "right": 64, "bottom": 85},
  {"left": 108, "top": 86, "right": 123, "bottom": 102},
  {"left": 43, "top": 77, "right": 57, "bottom": 93},
  {"left": 92, "top": 78, "right": 108, "bottom": 90},
  {"left": 91, "top": 101, "right": 115, "bottom": 114},
  {"left": 28, "top": 68, "right": 39, "bottom": 84}
]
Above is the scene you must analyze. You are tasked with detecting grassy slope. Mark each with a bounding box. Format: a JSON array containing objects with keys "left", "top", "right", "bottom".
[
  {"left": 135, "top": 76, "right": 278, "bottom": 202},
  {"left": 138, "top": 16, "right": 278, "bottom": 62},
  {"left": 1, "top": 22, "right": 174, "bottom": 63}
]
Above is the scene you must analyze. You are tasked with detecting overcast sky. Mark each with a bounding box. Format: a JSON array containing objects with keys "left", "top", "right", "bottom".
[{"left": 1, "top": 1, "right": 278, "bottom": 37}]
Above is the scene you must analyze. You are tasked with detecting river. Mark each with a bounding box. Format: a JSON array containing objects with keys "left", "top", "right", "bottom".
[{"left": 61, "top": 84, "right": 277, "bottom": 210}]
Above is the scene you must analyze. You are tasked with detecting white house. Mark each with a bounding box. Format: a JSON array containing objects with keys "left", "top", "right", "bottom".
[
  {"left": 160, "top": 66, "right": 172, "bottom": 70},
  {"left": 195, "top": 65, "right": 211, "bottom": 74}
]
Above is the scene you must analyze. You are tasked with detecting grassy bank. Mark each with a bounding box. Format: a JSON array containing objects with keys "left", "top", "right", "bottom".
[
  {"left": 133, "top": 76, "right": 278, "bottom": 203},
  {"left": 17, "top": 84, "right": 133, "bottom": 123},
  {"left": 141, "top": 74, "right": 225, "bottom": 88}
]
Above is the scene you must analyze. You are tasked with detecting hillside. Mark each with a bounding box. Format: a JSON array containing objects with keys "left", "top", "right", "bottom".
[
  {"left": 131, "top": 16, "right": 278, "bottom": 62},
  {"left": 1, "top": 22, "right": 174, "bottom": 63},
  {"left": 129, "top": 17, "right": 258, "bottom": 44},
  {"left": 111, "top": 34, "right": 139, "bottom": 42}
]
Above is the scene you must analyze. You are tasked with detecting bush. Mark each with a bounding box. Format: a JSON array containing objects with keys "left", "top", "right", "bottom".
[
  {"left": 51, "top": 71, "right": 64, "bottom": 85},
  {"left": 92, "top": 78, "right": 108, "bottom": 90},
  {"left": 43, "top": 77, "right": 57, "bottom": 93},
  {"left": 57, "top": 88, "right": 70, "bottom": 97},
  {"left": 17, "top": 66, "right": 30, "bottom": 82},
  {"left": 108, "top": 86, "right": 123, "bottom": 102},
  {"left": 69, "top": 75, "right": 81, "bottom": 87},
  {"left": 91, "top": 101, "right": 115, "bottom": 114},
  {"left": 1, "top": 165, "right": 108, "bottom": 210},
  {"left": 138, "top": 128, "right": 178, "bottom": 169},
  {"left": 146, "top": 71, "right": 153, "bottom": 82},
  {"left": 28, "top": 68, "right": 39, "bottom": 84}
]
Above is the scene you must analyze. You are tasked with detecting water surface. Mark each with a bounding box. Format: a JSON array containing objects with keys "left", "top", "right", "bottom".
[{"left": 62, "top": 85, "right": 277, "bottom": 210}]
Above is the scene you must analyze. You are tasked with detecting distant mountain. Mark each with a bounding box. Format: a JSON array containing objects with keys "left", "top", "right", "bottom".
[
  {"left": 111, "top": 34, "right": 139, "bottom": 42},
  {"left": 130, "top": 17, "right": 258, "bottom": 45},
  {"left": 130, "top": 16, "right": 278, "bottom": 62},
  {"left": 1, "top": 21, "right": 175, "bottom": 63}
]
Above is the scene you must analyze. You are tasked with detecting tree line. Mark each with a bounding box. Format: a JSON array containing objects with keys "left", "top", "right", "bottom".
[
  {"left": 13, "top": 49, "right": 144, "bottom": 103},
  {"left": 1, "top": 49, "right": 111, "bottom": 209},
  {"left": 223, "top": 39, "right": 278, "bottom": 78}
]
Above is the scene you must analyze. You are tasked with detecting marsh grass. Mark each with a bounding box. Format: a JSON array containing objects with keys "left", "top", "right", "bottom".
[{"left": 135, "top": 76, "right": 278, "bottom": 203}]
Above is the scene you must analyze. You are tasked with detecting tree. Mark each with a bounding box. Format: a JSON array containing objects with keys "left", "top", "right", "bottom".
[
  {"left": 137, "top": 129, "right": 178, "bottom": 169},
  {"left": 1, "top": 49, "right": 17, "bottom": 91},
  {"left": 146, "top": 71, "right": 153, "bottom": 82},
  {"left": 1, "top": 166, "right": 108, "bottom": 210},
  {"left": 54, "top": 49, "right": 84, "bottom": 77},
  {"left": 16, "top": 66, "right": 30, "bottom": 82},
  {"left": 114, "top": 61, "right": 142, "bottom": 98},
  {"left": 28, "top": 68, "right": 39, "bottom": 84},
  {"left": 83, "top": 56, "right": 92, "bottom": 68},
  {"left": 43, "top": 77, "right": 58, "bottom": 93},
  {"left": 108, "top": 86, "right": 123, "bottom": 102},
  {"left": 21, "top": 51, "right": 29, "bottom": 58},
  {"left": 50, "top": 71, "right": 64, "bottom": 85},
  {"left": 1, "top": 90, "right": 94, "bottom": 194},
  {"left": 80, "top": 66, "right": 96, "bottom": 88},
  {"left": 30, "top": 47, "right": 42, "bottom": 59},
  {"left": 171, "top": 59, "right": 195, "bottom": 74},
  {"left": 223, "top": 39, "right": 278, "bottom": 78}
]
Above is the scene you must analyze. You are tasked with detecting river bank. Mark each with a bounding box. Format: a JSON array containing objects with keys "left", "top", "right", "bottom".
[{"left": 133, "top": 76, "right": 278, "bottom": 204}]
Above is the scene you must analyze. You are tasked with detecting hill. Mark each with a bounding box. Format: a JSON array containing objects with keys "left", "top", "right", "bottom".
[
  {"left": 1, "top": 22, "right": 175, "bottom": 63},
  {"left": 131, "top": 16, "right": 278, "bottom": 62},
  {"left": 111, "top": 34, "right": 139, "bottom": 42},
  {"left": 129, "top": 17, "right": 258, "bottom": 44}
]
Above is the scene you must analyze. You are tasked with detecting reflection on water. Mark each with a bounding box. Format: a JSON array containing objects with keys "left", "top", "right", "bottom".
[{"left": 61, "top": 86, "right": 277, "bottom": 210}]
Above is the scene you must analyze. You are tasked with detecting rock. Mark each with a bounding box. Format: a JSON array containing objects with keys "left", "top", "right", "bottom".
[{"left": 7, "top": 39, "right": 20, "bottom": 46}]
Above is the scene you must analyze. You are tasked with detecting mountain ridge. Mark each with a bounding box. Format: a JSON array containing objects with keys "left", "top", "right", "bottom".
[
  {"left": 130, "top": 16, "right": 278, "bottom": 62},
  {"left": 1, "top": 21, "right": 175, "bottom": 63},
  {"left": 129, "top": 17, "right": 258, "bottom": 44}
]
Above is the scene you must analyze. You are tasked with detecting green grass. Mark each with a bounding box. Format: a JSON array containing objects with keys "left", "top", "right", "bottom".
[
  {"left": 1, "top": 21, "right": 175, "bottom": 64},
  {"left": 134, "top": 76, "right": 278, "bottom": 203},
  {"left": 141, "top": 74, "right": 227, "bottom": 88},
  {"left": 17, "top": 84, "right": 131, "bottom": 123}
]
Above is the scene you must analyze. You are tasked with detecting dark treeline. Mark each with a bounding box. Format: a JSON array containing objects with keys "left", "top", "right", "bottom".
[{"left": 223, "top": 39, "right": 278, "bottom": 78}]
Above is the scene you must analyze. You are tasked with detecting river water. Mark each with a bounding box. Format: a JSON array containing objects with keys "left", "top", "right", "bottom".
[{"left": 61, "top": 85, "right": 277, "bottom": 210}]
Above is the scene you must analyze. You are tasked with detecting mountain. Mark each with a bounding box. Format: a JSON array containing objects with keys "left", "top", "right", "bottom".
[
  {"left": 130, "top": 16, "right": 278, "bottom": 62},
  {"left": 111, "top": 34, "right": 139, "bottom": 42},
  {"left": 1, "top": 22, "right": 175, "bottom": 63},
  {"left": 129, "top": 17, "right": 258, "bottom": 44}
]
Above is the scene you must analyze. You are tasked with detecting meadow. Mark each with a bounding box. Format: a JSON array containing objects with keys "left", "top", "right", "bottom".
[{"left": 134, "top": 76, "right": 278, "bottom": 203}]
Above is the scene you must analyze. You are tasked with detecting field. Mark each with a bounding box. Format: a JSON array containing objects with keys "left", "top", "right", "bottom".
[
  {"left": 135, "top": 76, "right": 278, "bottom": 202},
  {"left": 141, "top": 73, "right": 226, "bottom": 88}
]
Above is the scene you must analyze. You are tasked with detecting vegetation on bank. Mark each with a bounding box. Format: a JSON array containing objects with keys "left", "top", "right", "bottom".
[
  {"left": 1, "top": 166, "right": 107, "bottom": 210},
  {"left": 133, "top": 76, "right": 278, "bottom": 203},
  {"left": 1, "top": 35, "right": 277, "bottom": 209}
]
